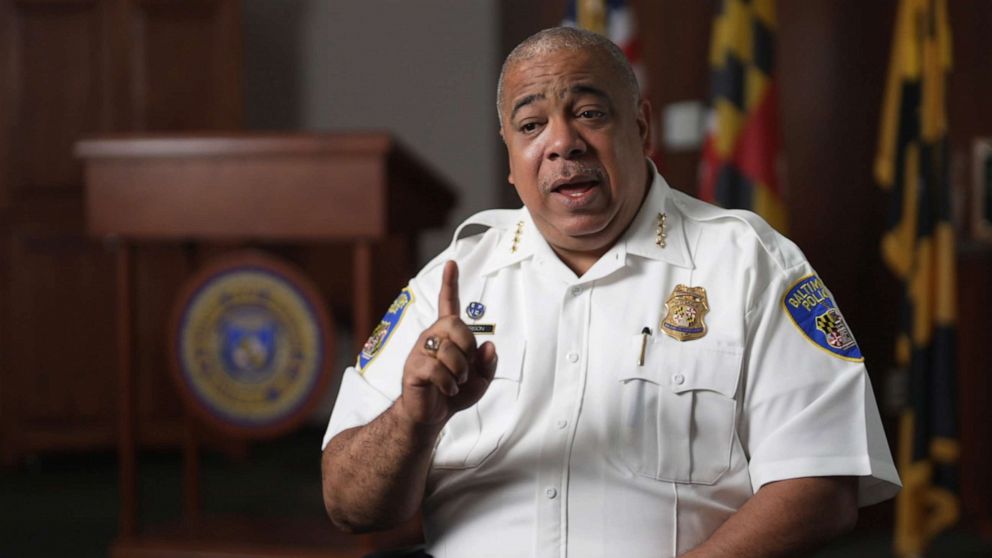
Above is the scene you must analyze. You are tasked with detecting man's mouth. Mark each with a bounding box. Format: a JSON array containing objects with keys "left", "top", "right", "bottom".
[
  {"left": 549, "top": 173, "right": 604, "bottom": 206},
  {"left": 553, "top": 179, "right": 599, "bottom": 198}
]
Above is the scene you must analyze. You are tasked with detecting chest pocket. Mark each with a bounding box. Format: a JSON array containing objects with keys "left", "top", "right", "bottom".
[
  {"left": 617, "top": 336, "right": 742, "bottom": 484},
  {"left": 431, "top": 335, "right": 526, "bottom": 470}
]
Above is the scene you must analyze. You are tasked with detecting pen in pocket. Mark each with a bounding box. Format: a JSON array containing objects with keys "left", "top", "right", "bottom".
[{"left": 638, "top": 327, "right": 651, "bottom": 366}]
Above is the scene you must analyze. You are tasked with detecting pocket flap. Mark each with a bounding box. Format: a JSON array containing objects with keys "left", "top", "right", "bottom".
[
  {"left": 669, "top": 343, "right": 743, "bottom": 396},
  {"left": 618, "top": 336, "right": 742, "bottom": 397}
]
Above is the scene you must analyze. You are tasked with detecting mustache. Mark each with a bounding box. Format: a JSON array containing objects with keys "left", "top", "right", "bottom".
[{"left": 540, "top": 165, "right": 605, "bottom": 192}]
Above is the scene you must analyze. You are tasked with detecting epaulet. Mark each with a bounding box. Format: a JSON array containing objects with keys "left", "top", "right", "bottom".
[
  {"left": 451, "top": 208, "right": 520, "bottom": 242},
  {"left": 419, "top": 209, "right": 522, "bottom": 275},
  {"left": 671, "top": 189, "right": 805, "bottom": 273}
]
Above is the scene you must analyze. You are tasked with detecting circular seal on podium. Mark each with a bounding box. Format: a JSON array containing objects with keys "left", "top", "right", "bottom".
[{"left": 169, "top": 251, "right": 334, "bottom": 438}]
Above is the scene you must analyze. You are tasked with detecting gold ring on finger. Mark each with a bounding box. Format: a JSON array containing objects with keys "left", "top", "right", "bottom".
[{"left": 424, "top": 335, "right": 441, "bottom": 355}]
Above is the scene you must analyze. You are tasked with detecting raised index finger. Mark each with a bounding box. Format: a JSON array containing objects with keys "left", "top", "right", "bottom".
[{"left": 438, "top": 260, "right": 460, "bottom": 318}]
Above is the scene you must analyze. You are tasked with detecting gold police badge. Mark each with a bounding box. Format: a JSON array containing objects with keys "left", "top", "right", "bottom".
[{"left": 661, "top": 285, "right": 709, "bottom": 341}]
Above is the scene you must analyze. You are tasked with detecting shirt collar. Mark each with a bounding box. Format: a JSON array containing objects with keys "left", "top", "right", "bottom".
[
  {"left": 481, "top": 208, "right": 540, "bottom": 275},
  {"left": 622, "top": 163, "right": 694, "bottom": 269},
  {"left": 481, "top": 161, "right": 693, "bottom": 275}
]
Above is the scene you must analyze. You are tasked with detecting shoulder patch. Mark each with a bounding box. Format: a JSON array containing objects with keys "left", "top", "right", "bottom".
[
  {"left": 358, "top": 287, "right": 414, "bottom": 372},
  {"left": 783, "top": 275, "right": 863, "bottom": 362}
]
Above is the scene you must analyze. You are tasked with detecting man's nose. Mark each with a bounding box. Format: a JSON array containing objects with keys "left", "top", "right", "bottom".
[{"left": 546, "top": 119, "right": 586, "bottom": 161}]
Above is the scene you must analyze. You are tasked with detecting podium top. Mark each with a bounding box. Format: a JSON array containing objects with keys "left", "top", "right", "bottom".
[
  {"left": 77, "top": 132, "right": 457, "bottom": 241},
  {"left": 76, "top": 131, "right": 403, "bottom": 159}
]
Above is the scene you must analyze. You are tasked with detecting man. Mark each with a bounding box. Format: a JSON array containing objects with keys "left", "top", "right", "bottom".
[{"left": 322, "top": 27, "right": 900, "bottom": 557}]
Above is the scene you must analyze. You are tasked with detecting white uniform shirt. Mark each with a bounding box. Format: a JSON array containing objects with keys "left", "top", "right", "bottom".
[{"left": 323, "top": 169, "right": 901, "bottom": 558}]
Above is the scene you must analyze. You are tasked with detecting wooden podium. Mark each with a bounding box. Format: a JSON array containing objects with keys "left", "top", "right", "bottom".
[{"left": 77, "top": 132, "right": 455, "bottom": 557}]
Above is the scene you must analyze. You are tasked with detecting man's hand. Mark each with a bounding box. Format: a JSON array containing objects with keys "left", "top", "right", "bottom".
[
  {"left": 322, "top": 260, "right": 499, "bottom": 532},
  {"left": 396, "top": 260, "right": 498, "bottom": 427}
]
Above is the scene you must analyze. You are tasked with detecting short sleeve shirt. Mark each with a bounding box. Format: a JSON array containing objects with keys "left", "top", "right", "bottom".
[{"left": 323, "top": 169, "right": 901, "bottom": 558}]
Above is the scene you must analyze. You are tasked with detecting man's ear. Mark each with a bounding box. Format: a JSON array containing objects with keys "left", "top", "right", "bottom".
[
  {"left": 500, "top": 127, "right": 516, "bottom": 186},
  {"left": 637, "top": 99, "right": 653, "bottom": 155}
]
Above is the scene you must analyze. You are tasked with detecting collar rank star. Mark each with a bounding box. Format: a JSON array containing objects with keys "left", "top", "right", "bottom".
[
  {"left": 465, "top": 301, "right": 495, "bottom": 335},
  {"left": 661, "top": 285, "right": 709, "bottom": 341},
  {"left": 511, "top": 221, "right": 524, "bottom": 253}
]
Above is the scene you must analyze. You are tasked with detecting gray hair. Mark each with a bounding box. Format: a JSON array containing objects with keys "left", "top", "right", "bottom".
[{"left": 497, "top": 26, "right": 641, "bottom": 123}]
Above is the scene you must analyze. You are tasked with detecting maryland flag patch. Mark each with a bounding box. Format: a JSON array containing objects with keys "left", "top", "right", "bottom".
[{"left": 783, "top": 275, "right": 863, "bottom": 361}]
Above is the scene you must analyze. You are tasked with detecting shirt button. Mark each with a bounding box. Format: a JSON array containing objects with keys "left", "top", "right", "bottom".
[
  {"left": 555, "top": 419, "right": 568, "bottom": 429},
  {"left": 570, "top": 286, "right": 582, "bottom": 296},
  {"left": 566, "top": 352, "right": 579, "bottom": 363},
  {"left": 672, "top": 373, "right": 685, "bottom": 385},
  {"left": 545, "top": 487, "right": 558, "bottom": 499}
]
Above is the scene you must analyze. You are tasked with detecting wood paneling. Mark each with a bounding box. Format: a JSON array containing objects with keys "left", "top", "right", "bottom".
[
  {"left": 635, "top": 0, "right": 713, "bottom": 192},
  {"left": 957, "top": 247, "right": 992, "bottom": 534},
  {"left": 133, "top": 0, "right": 241, "bottom": 130},
  {"left": 0, "top": 2, "right": 13, "bottom": 208},
  {"left": 950, "top": 0, "right": 992, "bottom": 533},
  {"left": 1, "top": 194, "right": 122, "bottom": 458},
  {"left": 133, "top": 244, "right": 191, "bottom": 426},
  {"left": 2, "top": 0, "right": 117, "bottom": 461},
  {"left": 13, "top": 0, "right": 105, "bottom": 193},
  {"left": 947, "top": 1, "right": 992, "bottom": 241},
  {"left": 8, "top": 231, "right": 116, "bottom": 422},
  {"left": 0, "top": 0, "right": 242, "bottom": 464}
]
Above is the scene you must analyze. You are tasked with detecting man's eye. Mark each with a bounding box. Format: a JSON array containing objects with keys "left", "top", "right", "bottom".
[
  {"left": 578, "top": 110, "right": 605, "bottom": 119},
  {"left": 519, "top": 122, "right": 541, "bottom": 133}
]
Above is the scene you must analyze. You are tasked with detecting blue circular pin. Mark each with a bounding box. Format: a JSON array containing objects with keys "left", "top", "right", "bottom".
[{"left": 466, "top": 301, "right": 486, "bottom": 321}]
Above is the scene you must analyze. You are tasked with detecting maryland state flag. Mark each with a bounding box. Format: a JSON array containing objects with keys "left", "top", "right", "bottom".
[
  {"left": 874, "top": 0, "right": 958, "bottom": 555},
  {"left": 562, "top": 0, "right": 645, "bottom": 94},
  {"left": 699, "top": 0, "right": 787, "bottom": 233}
]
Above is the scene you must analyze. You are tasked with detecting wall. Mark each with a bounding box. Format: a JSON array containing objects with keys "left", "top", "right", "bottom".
[
  {"left": 296, "top": 0, "right": 501, "bottom": 260},
  {"left": 243, "top": 0, "right": 305, "bottom": 130}
]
